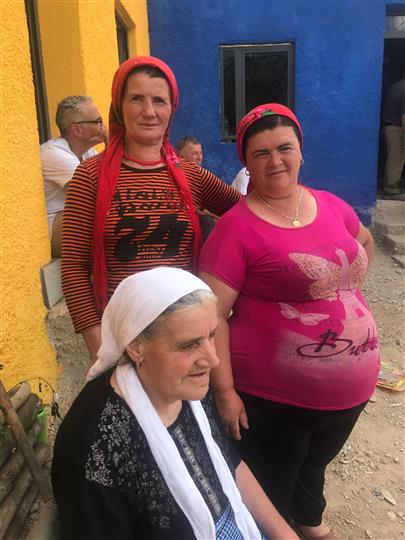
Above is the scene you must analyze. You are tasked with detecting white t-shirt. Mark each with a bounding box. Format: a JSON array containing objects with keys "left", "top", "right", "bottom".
[
  {"left": 230, "top": 167, "right": 249, "bottom": 195},
  {"left": 40, "top": 137, "right": 96, "bottom": 234}
]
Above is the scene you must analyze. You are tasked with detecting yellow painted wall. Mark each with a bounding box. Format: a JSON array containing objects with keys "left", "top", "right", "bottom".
[
  {"left": 117, "top": 0, "right": 150, "bottom": 57},
  {"left": 38, "top": 0, "right": 150, "bottom": 138},
  {"left": 37, "top": 1, "right": 85, "bottom": 138},
  {"left": 0, "top": 1, "right": 59, "bottom": 398},
  {"left": 0, "top": 0, "right": 149, "bottom": 398}
]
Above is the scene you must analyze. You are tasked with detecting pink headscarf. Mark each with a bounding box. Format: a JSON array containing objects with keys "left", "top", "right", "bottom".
[
  {"left": 92, "top": 56, "right": 202, "bottom": 312},
  {"left": 236, "top": 103, "right": 303, "bottom": 165}
]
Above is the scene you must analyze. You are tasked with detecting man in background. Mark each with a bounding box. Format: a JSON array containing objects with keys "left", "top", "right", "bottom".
[
  {"left": 177, "top": 136, "right": 203, "bottom": 166},
  {"left": 40, "top": 95, "right": 108, "bottom": 257},
  {"left": 177, "top": 136, "right": 218, "bottom": 240},
  {"left": 383, "top": 74, "right": 405, "bottom": 199}
]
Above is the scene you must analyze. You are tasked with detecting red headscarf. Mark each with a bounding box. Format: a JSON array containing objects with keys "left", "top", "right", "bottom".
[
  {"left": 92, "top": 56, "right": 202, "bottom": 312},
  {"left": 236, "top": 103, "right": 303, "bottom": 165}
]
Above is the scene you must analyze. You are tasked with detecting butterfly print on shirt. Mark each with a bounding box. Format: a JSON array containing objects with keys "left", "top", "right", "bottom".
[
  {"left": 279, "top": 303, "right": 329, "bottom": 326},
  {"left": 289, "top": 246, "right": 368, "bottom": 320}
]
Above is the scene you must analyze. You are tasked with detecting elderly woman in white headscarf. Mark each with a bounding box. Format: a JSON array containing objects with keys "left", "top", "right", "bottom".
[{"left": 51, "top": 267, "right": 297, "bottom": 540}]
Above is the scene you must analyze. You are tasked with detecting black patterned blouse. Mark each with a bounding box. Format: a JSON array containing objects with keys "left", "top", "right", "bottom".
[{"left": 51, "top": 369, "right": 240, "bottom": 540}]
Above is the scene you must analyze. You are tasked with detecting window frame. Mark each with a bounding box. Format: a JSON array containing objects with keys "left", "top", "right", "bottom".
[
  {"left": 25, "top": 0, "right": 51, "bottom": 144},
  {"left": 220, "top": 43, "right": 295, "bottom": 141},
  {"left": 115, "top": 10, "right": 129, "bottom": 65}
]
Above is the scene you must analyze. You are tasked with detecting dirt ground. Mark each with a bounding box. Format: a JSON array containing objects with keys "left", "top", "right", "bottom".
[
  {"left": 322, "top": 241, "right": 405, "bottom": 540},
  {"left": 39, "top": 240, "right": 405, "bottom": 540}
]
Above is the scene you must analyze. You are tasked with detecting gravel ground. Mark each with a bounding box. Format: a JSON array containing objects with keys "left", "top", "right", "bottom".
[
  {"left": 323, "top": 240, "right": 405, "bottom": 540},
  {"left": 23, "top": 240, "right": 405, "bottom": 539}
]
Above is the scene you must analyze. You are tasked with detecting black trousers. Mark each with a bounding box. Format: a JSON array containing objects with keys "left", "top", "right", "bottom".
[{"left": 234, "top": 392, "right": 367, "bottom": 526}]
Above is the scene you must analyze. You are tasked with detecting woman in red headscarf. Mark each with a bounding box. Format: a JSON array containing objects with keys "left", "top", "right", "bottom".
[
  {"left": 61, "top": 57, "right": 240, "bottom": 362},
  {"left": 199, "top": 104, "right": 379, "bottom": 540}
]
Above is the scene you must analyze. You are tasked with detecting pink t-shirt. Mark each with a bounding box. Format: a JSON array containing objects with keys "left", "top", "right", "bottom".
[{"left": 199, "top": 189, "right": 380, "bottom": 410}]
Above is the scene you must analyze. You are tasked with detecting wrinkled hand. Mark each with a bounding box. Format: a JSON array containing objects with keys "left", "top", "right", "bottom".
[{"left": 215, "top": 388, "right": 249, "bottom": 440}]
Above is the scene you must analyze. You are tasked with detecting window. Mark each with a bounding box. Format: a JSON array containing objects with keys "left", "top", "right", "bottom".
[
  {"left": 25, "top": 0, "right": 51, "bottom": 144},
  {"left": 220, "top": 43, "right": 294, "bottom": 141},
  {"left": 116, "top": 11, "right": 129, "bottom": 64}
]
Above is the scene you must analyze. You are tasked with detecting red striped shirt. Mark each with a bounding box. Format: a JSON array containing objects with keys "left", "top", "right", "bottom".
[{"left": 62, "top": 154, "right": 240, "bottom": 333}]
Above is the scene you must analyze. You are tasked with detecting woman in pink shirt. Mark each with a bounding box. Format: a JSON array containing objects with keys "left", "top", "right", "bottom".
[{"left": 199, "top": 104, "right": 379, "bottom": 540}]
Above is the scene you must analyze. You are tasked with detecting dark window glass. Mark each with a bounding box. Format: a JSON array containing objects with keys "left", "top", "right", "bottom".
[
  {"left": 220, "top": 44, "right": 294, "bottom": 141},
  {"left": 116, "top": 11, "right": 129, "bottom": 64},
  {"left": 222, "top": 50, "right": 236, "bottom": 139},
  {"left": 25, "top": 0, "right": 51, "bottom": 144},
  {"left": 244, "top": 51, "right": 288, "bottom": 113}
]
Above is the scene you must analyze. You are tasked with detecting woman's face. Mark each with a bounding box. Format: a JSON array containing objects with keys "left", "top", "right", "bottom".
[
  {"left": 127, "top": 299, "right": 219, "bottom": 410},
  {"left": 121, "top": 71, "right": 172, "bottom": 147},
  {"left": 245, "top": 126, "right": 302, "bottom": 197}
]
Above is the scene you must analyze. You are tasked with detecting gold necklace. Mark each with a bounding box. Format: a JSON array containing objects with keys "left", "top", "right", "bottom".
[{"left": 253, "top": 187, "right": 303, "bottom": 227}]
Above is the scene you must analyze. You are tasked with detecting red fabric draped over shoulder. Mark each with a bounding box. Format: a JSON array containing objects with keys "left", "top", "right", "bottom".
[{"left": 92, "top": 56, "right": 202, "bottom": 312}]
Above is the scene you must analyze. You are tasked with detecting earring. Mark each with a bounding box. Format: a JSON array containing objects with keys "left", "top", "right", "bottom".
[
  {"left": 134, "top": 359, "right": 143, "bottom": 369},
  {"left": 245, "top": 168, "right": 250, "bottom": 176},
  {"left": 300, "top": 158, "right": 304, "bottom": 166}
]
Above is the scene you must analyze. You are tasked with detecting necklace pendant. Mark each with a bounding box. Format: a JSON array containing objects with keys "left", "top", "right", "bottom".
[{"left": 292, "top": 219, "right": 301, "bottom": 227}]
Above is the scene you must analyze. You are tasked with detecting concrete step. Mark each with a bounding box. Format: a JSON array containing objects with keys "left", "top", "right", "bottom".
[
  {"left": 46, "top": 299, "right": 88, "bottom": 362},
  {"left": 373, "top": 216, "right": 405, "bottom": 237},
  {"left": 384, "top": 233, "right": 405, "bottom": 255},
  {"left": 371, "top": 199, "right": 405, "bottom": 256},
  {"left": 392, "top": 254, "right": 405, "bottom": 269},
  {"left": 373, "top": 199, "right": 405, "bottom": 220}
]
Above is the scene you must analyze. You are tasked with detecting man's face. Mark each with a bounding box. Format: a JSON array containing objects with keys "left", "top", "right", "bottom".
[
  {"left": 73, "top": 101, "right": 106, "bottom": 147},
  {"left": 180, "top": 142, "right": 203, "bottom": 166}
]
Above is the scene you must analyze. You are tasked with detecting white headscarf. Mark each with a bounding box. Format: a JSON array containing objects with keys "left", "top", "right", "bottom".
[
  {"left": 87, "top": 267, "right": 212, "bottom": 380},
  {"left": 87, "top": 267, "right": 261, "bottom": 539}
]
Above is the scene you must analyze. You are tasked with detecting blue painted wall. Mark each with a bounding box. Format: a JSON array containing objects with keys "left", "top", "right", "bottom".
[{"left": 147, "top": 0, "right": 403, "bottom": 218}]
